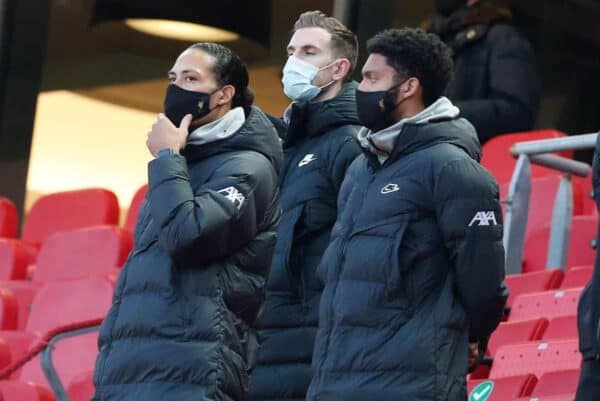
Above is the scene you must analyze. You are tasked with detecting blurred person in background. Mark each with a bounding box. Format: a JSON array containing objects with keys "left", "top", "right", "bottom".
[
  {"left": 306, "top": 28, "right": 507, "bottom": 401},
  {"left": 248, "top": 10, "right": 362, "bottom": 401},
  {"left": 575, "top": 132, "right": 600, "bottom": 400},
  {"left": 425, "top": 0, "right": 541, "bottom": 144},
  {"left": 92, "top": 42, "right": 282, "bottom": 401}
]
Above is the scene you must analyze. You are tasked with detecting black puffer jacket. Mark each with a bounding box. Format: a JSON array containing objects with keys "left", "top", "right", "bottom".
[
  {"left": 427, "top": 0, "right": 541, "bottom": 144},
  {"left": 249, "top": 82, "right": 362, "bottom": 401},
  {"left": 307, "top": 117, "right": 507, "bottom": 401},
  {"left": 577, "top": 132, "right": 600, "bottom": 361},
  {"left": 93, "top": 106, "right": 282, "bottom": 401}
]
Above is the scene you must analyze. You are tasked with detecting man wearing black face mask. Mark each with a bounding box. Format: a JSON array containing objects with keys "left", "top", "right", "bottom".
[
  {"left": 425, "top": 0, "right": 540, "bottom": 144},
  {"left": 306, "top": 28, "right": 507, "bottom": 401},
  {"left": 92, "top": 42, "right": 283, "bottom": 401}
]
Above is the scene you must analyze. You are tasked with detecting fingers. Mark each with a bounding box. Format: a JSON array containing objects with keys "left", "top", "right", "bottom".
[{"left": 179, "top": 114, "right": 193, "bottom": 130}]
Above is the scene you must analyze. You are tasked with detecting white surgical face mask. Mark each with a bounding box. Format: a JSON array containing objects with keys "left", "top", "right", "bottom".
[{"left": 281, "top": 56, "right": 338, "bottom": 102}]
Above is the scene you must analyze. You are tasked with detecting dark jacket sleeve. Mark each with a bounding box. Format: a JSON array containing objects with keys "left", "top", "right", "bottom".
[
  {"left": 456, "top": 25, "right": 541, "bottom": 143},
  {"left": 147, "top": 154, "right": 277, "bottom": 266},
  {"left": 329, "top": 136, "right": 362, "bottom": 192},
  {"left": 434, "top": 158, "right": 508, "bottom": 342}
]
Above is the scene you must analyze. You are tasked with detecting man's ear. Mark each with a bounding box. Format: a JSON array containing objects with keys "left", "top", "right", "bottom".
[
  {"left": 216, "top": 85, "right": 235, "bottom": 105},
  {"left": 402, "top": 77, "right": 420, "bottom": 99},
  {"left": 333, "top": 58, "right": 351, "bottom": 81}
]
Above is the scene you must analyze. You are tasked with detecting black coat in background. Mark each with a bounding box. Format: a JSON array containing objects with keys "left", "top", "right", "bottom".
[
  {"left": 428, "top": 1, "right": 541, "bottom": 144},
  {"left": 306, "top": 117, "right": 507, "bottom": 401},
  {"left": 248, "top": 82, "right": 362, "bottom": 401},
  {"left": 577, "top": 132, "right": 600, "bottom": 361},
  {"left": 575, "top": 132, "right": 600, "bottom": 401},
  {"left": 93, "top": 106, "right": 282, "bottom": 401}
]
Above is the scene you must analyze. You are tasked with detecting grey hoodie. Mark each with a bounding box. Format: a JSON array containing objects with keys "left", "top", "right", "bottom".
[{"left": 357, "top": 96, "right": 460, "bottom": 164}]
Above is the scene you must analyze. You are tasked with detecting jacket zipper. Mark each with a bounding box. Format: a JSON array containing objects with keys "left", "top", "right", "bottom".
[{"left": 318, "top": 171, "right": 376, "bottom": 379}]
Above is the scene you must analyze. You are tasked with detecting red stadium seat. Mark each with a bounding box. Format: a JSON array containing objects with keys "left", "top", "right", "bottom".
[
  {"left": 67, "top": 371, "right": 94, "bottom": 401},
  {"left": 524, "top": 215, "right": 598, "bottom": 272},
  {"left": 488, "top": 318, "right": 548, "bottom": 356},
  {"left": 501, "top": 175, "right": 584, "bottom": 250},
  {"left": 510, "top": 395, "right": 576, "bottom": 401},
  {"left": 561, "top": 266, "right": 593, "bottom": 289},
  {"left": 22, "top": 189, "right": 119, "bottom": 247},
  {"left": 0, "top": 240, "right": 29, "bottom": 280},
  {"left": 510, "top": 287, "right": 583, "bottom": 321},
  {"left": 0, "top": 277, "right": 113, "bottom": 397},
  {"left": 0, "top": 381, "right": 55, "bottom": 401},
  {"left": 468, "top": 375, "right": 537, "bottom": 401},
  {"left": 490, "top": 340, "right": 581, "bottom": 380},
  {"left": 533, "top": 369, "right": 580, "bottom": 397},
  {"left": 505, "top": 270, "right": 564, "bottom": 308},
  {"left": 0, "top": 199, "right": 17, "bottom": 239},
  {"left": 543, "top": 316, "right": 578, "bottom": 341},
  {"left": 0, "top": 291, "right": 17, "bottom": 331},
  {"left": 124, "top": 184, "right": 147, "bottom": 233},
  {"left": 482, "top": 130, "right": 572, "bottom": 185},
  {"left": 0, "top": 226, "right": 130, "bottom": 329},
  {"left": 32, "top": 226, "right": 132, "bottom": 283},
  {"left": 0, "top": 283, "right": 41, "bottom": 331}
]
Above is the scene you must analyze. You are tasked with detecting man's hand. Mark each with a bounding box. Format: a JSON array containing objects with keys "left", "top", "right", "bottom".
[
  {"left": 468, "top": 342, "right": 480, "bottom": 367},
  {"left": 146, "top": 113, "right": 192, "bottom": 156}
]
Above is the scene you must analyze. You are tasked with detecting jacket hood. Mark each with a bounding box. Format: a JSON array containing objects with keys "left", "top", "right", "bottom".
[
  {"left": 182, "top": 106, "right": 283, "bottom": 173},
  {"left": 358, "top": 97, "right": 480, "bottom": 166},
  {"left": 284, "top": 81, "right": 360, "bottom": 147}
]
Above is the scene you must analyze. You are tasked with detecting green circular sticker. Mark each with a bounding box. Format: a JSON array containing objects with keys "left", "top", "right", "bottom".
[{"left": 469, "top": 381, "right": 494, "bottom": 401}]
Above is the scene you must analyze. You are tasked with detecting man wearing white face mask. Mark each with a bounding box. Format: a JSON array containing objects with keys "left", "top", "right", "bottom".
[{"left": 248, "top": 10, "right": 362, "bottom": 401}]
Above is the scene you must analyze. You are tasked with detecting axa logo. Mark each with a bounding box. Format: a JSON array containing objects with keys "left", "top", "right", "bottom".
[
  {"left": 217, "top": 186, "right": 245, "bottom": 211},
  {"left": 298, "top": 153, "right": 317, "bottom": 167},
  {"left": 380, "top": 183, "right": 400, "bottom": 194},
  {"left": 469, "top": 211, "right": 498, "bottom": 227}
]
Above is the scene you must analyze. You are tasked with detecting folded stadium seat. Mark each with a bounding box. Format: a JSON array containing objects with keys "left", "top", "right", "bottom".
[
  {"left": 0, "top": 199, "right": 17, "bottom": 239},
  {"left": 490, "top": 340, "right": 581, "bottom": 380},
  {"left": 500, "top": 175, "right": 584, "bottom": 251},
  {"left": 0, "top": 277, "right": 113, "bottom": 401},
  {"left": 543, "top": 316, "right": 578, "bottom": 341},
  {"left": 124, "top": 184, "right": 147, "bottom": 233},
  {"left": 523, "top": 215, "right": 598, "bottom": 272},
  {"left": 0, "top": 226, "right": 131, "bottom": 330},
  {"left": 532, "top": 369, "right": 580, "bottom": 398},
  {"left": 505, "top": 270, "right": 564, "bottom": 308},
  {"left": 487, "top": 318, "right": 548, "bottom": 357},
  {"left": 468, "top": 374, "right": 537, "bottom": 401},
  {"left": 67, "top": 371, "right": 94, "bottom": 401},
  {"left": 574, "top": 175, "right": 595, "bottom": 216},
  {"left": 19, "top": 189, "right": 120, "bottom": 261},
  {"left": 561, "top": 266, "right": 593, "bottom": 289},
  {"left": 481, "top": 130, "right": 572, "bottom": 186},
  {"left": 510, "top": 287, "right": 583, "bottom": 322},
  {"left": 0, "top": 241, "right": 29, "bottom": 281}
]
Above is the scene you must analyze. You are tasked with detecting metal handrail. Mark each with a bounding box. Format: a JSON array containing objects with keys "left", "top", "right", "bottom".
[
  {"left": 511, "top": 133, "right": 598, "bottom": 156},
  {"left": 503, "top": 131, "right": 598, "bottom": 274}
]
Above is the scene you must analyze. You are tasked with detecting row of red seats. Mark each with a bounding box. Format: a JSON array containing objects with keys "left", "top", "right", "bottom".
[
  {"left": 0, "top": 184, "right": 147, "bottom": 244},
  {"left": 0, "top": 187, "right": 148, "bottom": 400}
]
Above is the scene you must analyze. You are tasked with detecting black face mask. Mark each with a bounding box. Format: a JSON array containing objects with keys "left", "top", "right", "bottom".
[
  {"left": 356, "top": 83, "right": 405, "bottom": 132},
  {"left": 434, "top": 0, "right": 467, "bottom": 16},
  {"left": 163, "top": 84, "right": 219, "bottom": 129}
]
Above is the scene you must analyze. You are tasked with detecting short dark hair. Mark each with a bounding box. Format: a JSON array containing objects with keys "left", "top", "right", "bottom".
[
  {"left": 366, "top": 28, "right": 453, "bottom": 106},
  {"left": 188, "top": 42, "right": 254, "bottom": 108},
  {"left": 293, "top": 10, "right": 358, "bottom": 79}
]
